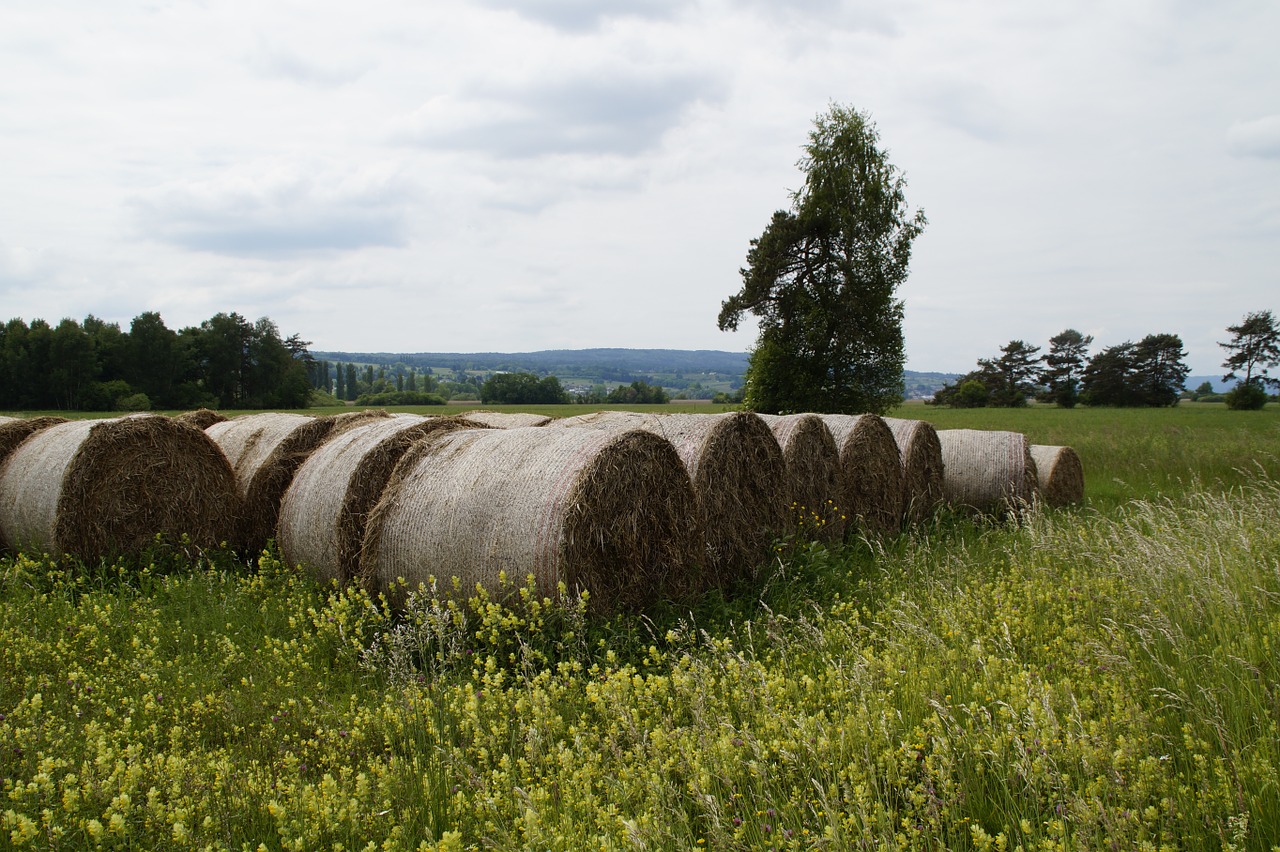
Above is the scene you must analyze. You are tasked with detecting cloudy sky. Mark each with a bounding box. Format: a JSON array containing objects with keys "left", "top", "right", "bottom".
[{"left": 2, "top": 0, "right": 1277, "bottom": 374}]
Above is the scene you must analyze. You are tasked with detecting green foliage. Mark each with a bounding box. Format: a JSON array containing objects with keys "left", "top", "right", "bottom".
[
  {"left": 719, "top": 104, "right": 925, "bottom": 415},
  {"left": 1220, "top": 308, "right": 1280, "bottom": 390},
  {"left": 480, "top": 372, "right": 570, "bottom": 405},
  {"left": 1225, "top": 381, "right": 1269, "bottom": 410},
  {"left": 354, "top": 390, "right": 447, "bottom": 406},
  {"left": 1039, "top": 328, "right": 1092, "bottom": 407},
  {"left": 117, "top": 392, "right": 152, "bottom": 412},
  {"left": 977, "top": 339, "right": 1042, "bottom": 407},
  {"left": 605, "top": 379, "right": 669, "bottom": 404},
  {"left": 950, "top": 378, "right": 991, "bottom": 408},
  {"left": 1081, "top": 334, "right": 1190, "bottom": 407}
]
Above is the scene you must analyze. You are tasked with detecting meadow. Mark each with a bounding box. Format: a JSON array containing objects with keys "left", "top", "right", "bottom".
[{"left": 1, "top": 403, "right": 1278, "bottom": 850}]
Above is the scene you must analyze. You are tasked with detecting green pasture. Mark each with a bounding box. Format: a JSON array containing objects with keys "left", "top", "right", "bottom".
[{"left": 1, "top": 403, "right": 1278, "bottom": 849}]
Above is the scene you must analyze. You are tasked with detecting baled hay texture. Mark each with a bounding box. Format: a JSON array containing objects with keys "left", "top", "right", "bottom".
[
  {"left": 325, "top": 409, "right": 393, "bottom": 436},
  {"left": 757, "top": 414, "right": 844, "bottom": 543},
  {"left": 0, "top": 417, "right": 68, "bottom": 467},
  {"left": 173, "top": 408, "right": 226, "bottom": 430},
  {"left": 362, "top": 426, "right": 702, "bottom": 612},
  {"left": 820, "top": 414, "right": 906, "bottom": 537},
  {"left": 0, "top": 415, "right": 238, "bottom": 560},
  {"left": 1029, "top": 445, "right": 1085, "bottom": 508},
  {"left": 937, "top": 429, "right": 1040, "bottom": 517},
  {"left": 462, "top": 410, "right": 553, "bottom": 428},
  {"left": 206, "top": 413, "right": 337, "bottom": 553},
  {"left": 555, "top": 411, "right": 788, "bottom": 586},
  {"left": 882, "top": 417, "right": 945, "bottom": 524},
  {"left": 279, "top": 415, "right": 483, "bottom": 585}
]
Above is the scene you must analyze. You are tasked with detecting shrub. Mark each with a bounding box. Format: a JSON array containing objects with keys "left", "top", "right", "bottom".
[
  {"left": 354, "top": 391, "right": 447, "bottom": 406},
  {"left": 1225, "top": 382, "right": 1269, "bottom": 410},
  {"left": 118, "top": 392, "right": 152, "bottom": 411}
]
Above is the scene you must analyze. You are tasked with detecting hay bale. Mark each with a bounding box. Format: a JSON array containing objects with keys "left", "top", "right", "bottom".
[
  {"left": 1029, "top": 445, "right": 1085, "bottom": 507},
  {"left": 206, "top": 413, "right": 336, "bottom": 553},
  {"left": 0, "top": 417, "right": 68, "bottom": 468},
  {"left": 882, "top": 417, "right": 945, "bottom": 524},
  {"left": 937, "top": 429, "right": 1040, "bottom": 516},
  {"left": 0, "top": 415, "right": 238, "bottom": 560},
  {"left": 326, "top": 409, "right": 393, "bottom": 435},
  {"left": 757, "top": 414, "right": 844, "bottom": 543},
  {"left": 820, "top": 414, "right": 905, "bottom": 537},
  {"left": 279, "top": 415, "right": 482, "bottom": 585},
  {"left": 555, "top": 411, "right": 788, "bottom": 585},
  {"left": 362, "top": 426, "right": 702, "bottom": 611},
  {"left": 173, "top": 408, "right": 226, "bottom": 430},
  {"left": 462, "top": 410, "right": 553, "bottom": 428}
]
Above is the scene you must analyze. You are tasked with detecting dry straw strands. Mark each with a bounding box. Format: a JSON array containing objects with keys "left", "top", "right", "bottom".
[
  {"left": 1029, "top": 444, "right": 1085, "bottom": 507},
  {"left": 173, "top": 408, "right": 226, "bottom": 430},
  {"left": 882, "top": 417, "right": 945, "bottom": 524},
  {"left": 362, "top": 426, "right": 702, "bottom": 611},
  {"left": 461, "top": 411, "right": 553, "bottom": 428},
  {"left": 819, "top": 414, "right": 905, "bottom": 537},
  {"left": 279, "top": 415, "right": 481, "bottom": 585},
  {"left": 758, "top": 414, "right": 844, "bottom": 543},
  {"left": 206, "top": 413, "right": 337, "bottom": 553},
  {"left": 555, "top": 411, "right": 788, "bottom": 585},
  {"left": 0, "top": 417, "right": 68, "bottom": 467},
  {"left": 0, "top": 415, "right": 238, "bottom": 560},
  {"left": 937, "top": 428, "right": 1040, "bottom": 516}
]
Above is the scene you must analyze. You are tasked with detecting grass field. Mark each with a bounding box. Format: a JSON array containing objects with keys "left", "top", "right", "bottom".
[{"left": 1, "top": 404, "right": 1278, "bottom": 849}]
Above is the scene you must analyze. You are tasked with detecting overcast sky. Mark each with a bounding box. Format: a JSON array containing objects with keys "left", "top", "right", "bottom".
[{"left": 2, "top": 0, "right": 1276, "bottom": 374}]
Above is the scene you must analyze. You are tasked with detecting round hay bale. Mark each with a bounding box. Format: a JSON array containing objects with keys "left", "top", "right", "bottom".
[
  {"left": 937, "top": 429, "right": 1040, "bottom": 516},
  {"left": 555, "top": 411, "right": 788, "bottom": 586},
  {"left": 362, "top": 427, "right": 702, "bottom": 612},
  {"left": 206, "top": 413, "right": 337, "bottom": 554},
  {"left": 173, "top": 408, "right": 226, "bottom": 430},
  {"left": 0, "top": 415, "right": 238, "bottom": 560},
  {"left": 1029, "top": 445, "right": 1085, "bottom": 508},
  {"left": 326, "top": 409, "right": 393, "bottom": 435},
  {"left": 0, "top": 417, "right": 69, "bottom": 468},
  {"left": 279, "top": 415, "right": 483, "bottom": 585},
  {"left": 820, "top": 414, "right": 905, "bottom": 537},
  {"left": 462, "top": 410, "right": 553, "bottom": 428},
  {"left": 882, "top": 417, "right": 945, "bottom": 524},
  {"left": 757, "top": 414, "right": 844, "bottom": 543}
]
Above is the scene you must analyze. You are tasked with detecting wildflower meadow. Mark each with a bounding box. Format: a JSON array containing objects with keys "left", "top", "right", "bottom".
[{"left": 2, "top": 404, "right": 1278, "bottom": 850}]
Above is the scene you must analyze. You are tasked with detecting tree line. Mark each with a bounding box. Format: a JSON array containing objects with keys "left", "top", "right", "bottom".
[
  {"left": 0, "top": 312, "right": 313, "bottom": 411},
  {"left": 932, "top": 310, "right": 1280, "bottom": 410}
]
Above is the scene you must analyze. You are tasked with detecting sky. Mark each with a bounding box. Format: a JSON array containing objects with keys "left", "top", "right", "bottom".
[{"left": 2, "top": 0, "right": 1277, "bottom": 375}]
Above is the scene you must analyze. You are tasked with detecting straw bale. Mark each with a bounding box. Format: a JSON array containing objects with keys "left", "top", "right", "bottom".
[
  {"left": 0, "top": 417, "right": 68, "bottom": 468},
  {"left": 937, "top": 429, "right": 1040, "bottom": 516},
  {"left": 326, "top": 409, "right": 393, "bottom": 436},
  {"left": 173, "top": 408, "right": 226, "bottom": 430},
  {"left": 279, "top": 415, "right": 483, "bottom": 585},
  {"left": 0, "top": 415, "right": 238, "bottom": 560},
  {"left": 462, "top": 410, "right": 553, "bottom": 428},
  {"left": 362, "top": 426, "right": 702, "bottom": 611},
  {"left": 820, "top": 414, "right": 906, "bottom": 537},
  {"left": 1029, "top": 444, "right": 1085, "bottom": 508},
  {"left": 757, "top": 414, "right": 844, "bottom": 543},
  {"left": 882, "top": 417, "right": 945, "bottom": 524},
  {"left": 555, "top": 411, "right": 788, "bottom": 585},
  {"left": 205, "top": 413, "right": 337, "bottom": 553}
]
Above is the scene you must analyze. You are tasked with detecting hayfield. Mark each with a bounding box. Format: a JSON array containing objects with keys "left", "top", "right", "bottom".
[{"left": 1, "top": 404, "right": 1278, "bottom": 850}]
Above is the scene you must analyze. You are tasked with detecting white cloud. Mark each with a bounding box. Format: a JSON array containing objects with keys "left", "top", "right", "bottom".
[{"left": 1227, "top": 116, "right": 1280, "bottom": 159}]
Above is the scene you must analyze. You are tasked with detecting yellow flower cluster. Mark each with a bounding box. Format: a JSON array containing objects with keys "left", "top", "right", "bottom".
[{"left": 1, "top": 478, "right": 1279, "bottom": 849}]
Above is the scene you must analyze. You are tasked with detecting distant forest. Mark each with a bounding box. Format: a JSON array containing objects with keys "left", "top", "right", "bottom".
[{"left": 1, "top": 313, "right": 313, "bottom": 411}]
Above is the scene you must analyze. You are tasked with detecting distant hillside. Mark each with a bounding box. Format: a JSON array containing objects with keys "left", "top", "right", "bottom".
[{"left": 311, "top": 348, "right": 958, "bottom": 400}]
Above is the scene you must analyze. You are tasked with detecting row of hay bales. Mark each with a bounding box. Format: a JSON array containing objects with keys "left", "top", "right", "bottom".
[{"left": 0, "top": 409, "right": 1083, "bottom": 611}]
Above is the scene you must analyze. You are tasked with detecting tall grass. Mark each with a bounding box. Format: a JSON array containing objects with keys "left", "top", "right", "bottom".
[{"left": 1, "top": 406, "right": 1278, "bottom": 849}]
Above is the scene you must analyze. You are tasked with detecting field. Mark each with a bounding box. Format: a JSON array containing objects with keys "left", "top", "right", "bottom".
[{"left": 1, "top": 404, "right": 1278, "bottom": 850}]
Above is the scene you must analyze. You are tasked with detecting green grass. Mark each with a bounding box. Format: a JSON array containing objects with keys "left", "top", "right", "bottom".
[{"left": 2, "top": 404, "right": 1279, "bottom": 849}]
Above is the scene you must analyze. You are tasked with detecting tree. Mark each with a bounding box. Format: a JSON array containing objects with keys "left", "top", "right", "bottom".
[
  {"left": 718, "top": 103, "right": 926, "bottom": 415},
  {"left": 1131, "top": 333, "right": 1189, "bottom": 407},
  {"left": 978, "top": 340, "right": 1042, "bottom": 407},
  {"left": 1079, "top": 334, "right": 1189, "bottom": 407},
  {"left": 480, "top": 372, "right": 569, "bottom": 405},
  {"left": 1040, "top": 329, "right": 1092, "bottom": 408},
  {"left": 1220, "top": 310, "right": 1280, "bottom": 391}
]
